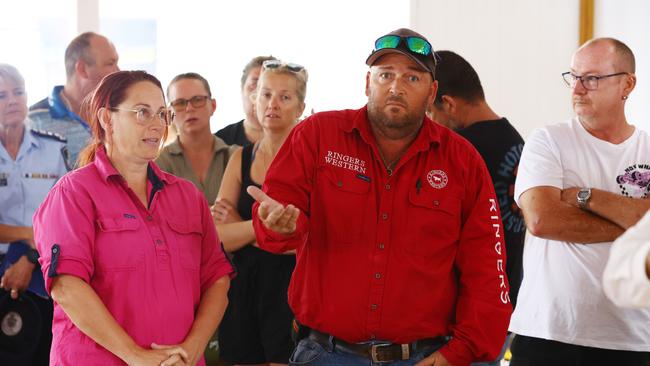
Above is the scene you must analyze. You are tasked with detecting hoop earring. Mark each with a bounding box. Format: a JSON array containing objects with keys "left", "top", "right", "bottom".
[{"left": 622, "top": 95, "right": 628, "bottom": 100}]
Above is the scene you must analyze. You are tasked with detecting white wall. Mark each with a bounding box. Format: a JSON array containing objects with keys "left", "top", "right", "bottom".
[
  {"left": 595, "top": 0, "right": 650, "bottom": 131},
  {"left": 411, "top": 0, "right": 580, "bottom": 139}
]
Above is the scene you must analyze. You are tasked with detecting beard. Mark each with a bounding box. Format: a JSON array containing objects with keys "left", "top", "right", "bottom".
[{"left": 367, "top": 94, "right": 428, "bottom": 140}]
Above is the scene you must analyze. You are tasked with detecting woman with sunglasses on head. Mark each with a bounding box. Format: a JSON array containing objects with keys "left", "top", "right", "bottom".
[
  {"left": 213, "top": 60, "right": 307, "bottom": 366},
  {"left": 33, "top": 70, "right": 234, "bottom": 366}
]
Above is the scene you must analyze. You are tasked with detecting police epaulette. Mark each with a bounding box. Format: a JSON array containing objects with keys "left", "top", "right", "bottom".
[{"left": 30, "top": 129, "right": 67, "bottom": 143}]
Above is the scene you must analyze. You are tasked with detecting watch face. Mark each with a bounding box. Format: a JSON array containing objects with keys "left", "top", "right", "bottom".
[
  {"left": 577, "top": 188, "right": 591, "bottom": 202},
  {"left": 26, "top": 249, "right": 39, "bottom": 264}
]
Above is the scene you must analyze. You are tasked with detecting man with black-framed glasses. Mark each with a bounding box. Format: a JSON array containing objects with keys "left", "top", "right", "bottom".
[
  {"left": 156, "top": 72, "right": 236, "bottom": 204},
  {"left": 247, "top": 28, "right": 511, "bottom": 366},
  {"left": 511, "top": 38, "right": 650, "bottom": 365}
]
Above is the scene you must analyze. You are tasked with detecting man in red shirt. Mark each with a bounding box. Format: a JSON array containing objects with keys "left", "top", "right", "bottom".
[{"left": 248, "top": 28, "right": 512, "bottom": 366}]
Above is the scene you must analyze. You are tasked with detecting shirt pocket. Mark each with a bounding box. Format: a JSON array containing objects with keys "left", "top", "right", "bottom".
[
  {"left": 405, "top": 188, "right": 462, "bottom": 258},
  {"left": 167, "top": 216, "right": 203, "bottom": 271},
  {"left": 314, "top": 166, "right": 370, "bottom": 246},
  {"left": 96, "top": 217, "right": 144, "bottom": 271}
]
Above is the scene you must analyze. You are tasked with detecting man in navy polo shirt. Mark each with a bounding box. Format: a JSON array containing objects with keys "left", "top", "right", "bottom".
[{"left": 29, "top": 32, "right": 119, "bottom": 168}]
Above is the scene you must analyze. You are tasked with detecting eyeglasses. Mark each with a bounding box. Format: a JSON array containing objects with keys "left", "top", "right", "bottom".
[
  {"left": 561, "top": 72, "right": 629, "bottom": 91},
  {"left": 374, "top": 35, "right": 433, "bottom": 57},
  {"left": 111, "top": 106, "right": 171, "bottom": 126},
  {"left": 262, "top": 59, "right": 305, "bottom": 73},
  {"left": 169, "top": 95, "right": 210, "bottom": 113}
]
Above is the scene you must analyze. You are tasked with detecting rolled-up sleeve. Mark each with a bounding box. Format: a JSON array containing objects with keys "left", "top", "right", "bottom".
[
  {"left": 33, "top": 182, "right": 96, "bottom": 293},
  {"left": 253, "top": 120, "right": 316, "bottom": 254}
]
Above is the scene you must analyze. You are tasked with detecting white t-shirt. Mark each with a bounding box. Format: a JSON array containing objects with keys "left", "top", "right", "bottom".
[
  {"left": 603, "top": 210, "right": 650, "bottom": 308},
  {"left": 510, "top": 117, "right": 650, "bottom": 351}
]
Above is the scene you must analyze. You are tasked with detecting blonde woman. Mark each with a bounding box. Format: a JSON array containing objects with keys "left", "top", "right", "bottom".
[{"left": 213, "top": 60, "right": 307, "bottom": 366}]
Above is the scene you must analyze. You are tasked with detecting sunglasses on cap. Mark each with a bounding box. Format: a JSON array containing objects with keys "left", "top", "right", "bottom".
[
  {"left": 262, "top": 59, "right": 305, "bottom": 73},
  {"left": 374, "top": 35, "right": 433, "bottom": 57}
]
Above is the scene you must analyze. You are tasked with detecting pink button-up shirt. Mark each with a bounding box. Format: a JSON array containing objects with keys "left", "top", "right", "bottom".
[{"left": 33, "top": 147, "right": 234, "bottom": 365}]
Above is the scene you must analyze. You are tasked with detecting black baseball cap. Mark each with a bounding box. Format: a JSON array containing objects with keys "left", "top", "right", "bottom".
[
  {"left": 0, "top": 291, "right": 42, "bottom": 361},
  {"left": 366, "top": 28, "right": 437, "bottom": 78}
]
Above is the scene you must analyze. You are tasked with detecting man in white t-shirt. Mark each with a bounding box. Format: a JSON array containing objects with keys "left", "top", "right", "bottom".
[{"left": 511, "top": 38, "right": 650, "bottom": 366}]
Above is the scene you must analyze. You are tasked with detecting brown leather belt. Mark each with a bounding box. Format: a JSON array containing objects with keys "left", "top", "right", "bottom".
[{"left": 307, "top": 329, "right": 448, "bottom": 363}]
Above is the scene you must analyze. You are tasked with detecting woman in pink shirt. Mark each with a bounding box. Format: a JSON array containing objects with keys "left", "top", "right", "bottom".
[{"left": 33, "top": 71, "right": 234, "bottom": 366}]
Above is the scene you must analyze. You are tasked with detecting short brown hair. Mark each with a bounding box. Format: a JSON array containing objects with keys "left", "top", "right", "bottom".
[
  {"left": 241, "top": 55, "right": 277, "bottom": 89},
  {"left": 167, "top": 72, "right": 212, "bottom": 99},
  {"left": 64, "top": 32, "right": 99, "bottom": 79},
  {"left": 582, "top": 37, "right": 636, "bottom": 73}
]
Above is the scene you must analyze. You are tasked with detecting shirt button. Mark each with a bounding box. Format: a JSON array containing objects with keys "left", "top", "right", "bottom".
[
  {"left": 337, "top": 181, "right": 343, "bottom": 187},
  {"left": 371, "top": 304, "right": 378, "bottom": 310},
  {"left": 370, "top": 334, "right": 376, "bottom": 340},
  {"left": 433, "top": 200, "right": 440, "bottom": 206},
  {"left": 378, "top": 243, "right": 385, "bottom": 250},
  {"left": 382, "top": 213, "right": 388, "bottom": 220},
  {"left": 146, "top": 215, "right": 153, "bottom": 221},
  {"left": 385, "top": 184, "right": 391, "bottom": 190},
  {"left": 155, "top": 239, "right": 163, "bottom": 245},
  {"left": 375, "top": 273, "right": 381, "bottom": 279}
]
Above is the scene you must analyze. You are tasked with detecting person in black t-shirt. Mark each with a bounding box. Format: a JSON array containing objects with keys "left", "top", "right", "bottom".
[
  {"left": 215, "top": 55, "right": 278, "bottom": 146},
  {"left": 428, "top": 50, "right": 525, "bottom": 366}
]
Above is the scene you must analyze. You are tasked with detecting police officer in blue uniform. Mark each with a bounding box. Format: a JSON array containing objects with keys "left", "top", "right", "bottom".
[{"left": 0, "top": 63, "right": 69, "bottom": 365}]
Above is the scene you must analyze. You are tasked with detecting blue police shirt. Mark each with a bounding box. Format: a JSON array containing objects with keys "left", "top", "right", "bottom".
[
  {"left": 28, "top": 85, "right": 91, "bottom": 168},
  {"left": 0, "top": 127, "right": 68, "bottom": 250}
]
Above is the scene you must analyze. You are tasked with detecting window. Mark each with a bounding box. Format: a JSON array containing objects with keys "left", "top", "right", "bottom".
[
  {"left": 99, "top": 0, "right": 409, "bottom": 131},
  {"left": 2, "top": 0, "right": 77, "bottom": 106}
]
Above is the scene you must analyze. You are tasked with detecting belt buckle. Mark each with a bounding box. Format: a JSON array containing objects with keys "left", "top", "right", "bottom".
[{"left": 370, "top": 343, "right": 410, "bottom": 363}]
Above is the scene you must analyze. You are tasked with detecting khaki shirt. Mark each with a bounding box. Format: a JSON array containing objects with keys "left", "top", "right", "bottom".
[{"left": 156, "top": 135, "right": 235, "bottom": 204}]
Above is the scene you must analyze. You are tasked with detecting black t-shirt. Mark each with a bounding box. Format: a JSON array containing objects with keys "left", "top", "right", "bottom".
[
  {"left": 215, "top": 120, "right": 251, "bottom": 146},
  {"left": 457, "top": 118, "right": 525, "bottom": 307}
]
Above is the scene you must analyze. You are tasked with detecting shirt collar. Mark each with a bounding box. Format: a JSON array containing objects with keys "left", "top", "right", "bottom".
[
  {"left": 94, "top": 145, "right": 173, "bottom": 185},
  {"left": 23, "top": 127, "right": 41, "bottom": 149},
  {"left": 341, "top": 105, "right": 441, "bottom": 152},
  {"left": 167, "top": 137, "right": 183, "bottom": 155},
  {"left": 47, "top": 85, "right": 88, "bottom": 126},
  {"left": 13, "top": 127, "right": 40, "bottom": 161},
  {"left": 168, "top": 135, "right": 231, "bottom": 156}
]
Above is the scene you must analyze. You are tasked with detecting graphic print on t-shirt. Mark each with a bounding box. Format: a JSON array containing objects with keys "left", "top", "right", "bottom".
[
  {"left": 617, "top": 163, "right": 650, "bottom": 197},
  {"left": 494, "top": 143, "right": 525, "bottom": 233}
]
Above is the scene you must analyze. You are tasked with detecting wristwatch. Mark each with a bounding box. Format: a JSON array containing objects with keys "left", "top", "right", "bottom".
[
  {"left": 25, "top": 248, "right": 40, "bottom": 265},
  {"left": 576, "top": 188, "right": 592, "bottom": 209}
]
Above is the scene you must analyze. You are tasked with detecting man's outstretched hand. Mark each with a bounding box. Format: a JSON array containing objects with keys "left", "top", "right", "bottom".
[{"left": 247, "top": 186, "right": 299, "bottom": 235}]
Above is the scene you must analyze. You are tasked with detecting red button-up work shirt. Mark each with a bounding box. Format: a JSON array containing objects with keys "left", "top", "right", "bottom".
[{"left": 253, "top": 106, "right": 512, "bottom": 366}]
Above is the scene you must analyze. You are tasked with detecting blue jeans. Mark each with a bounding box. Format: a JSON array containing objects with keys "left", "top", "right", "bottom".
[{"left": 289, "top": 337, "right": 444, "bottom": 366}]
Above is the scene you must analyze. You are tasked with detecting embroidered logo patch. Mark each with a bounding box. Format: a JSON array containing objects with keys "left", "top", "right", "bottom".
[
  {"left": 427, "top": 170, "right": 448, "bottom": 189},
  {"left": 1, "top": 311, "right": 22, "bottom": 336}
]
